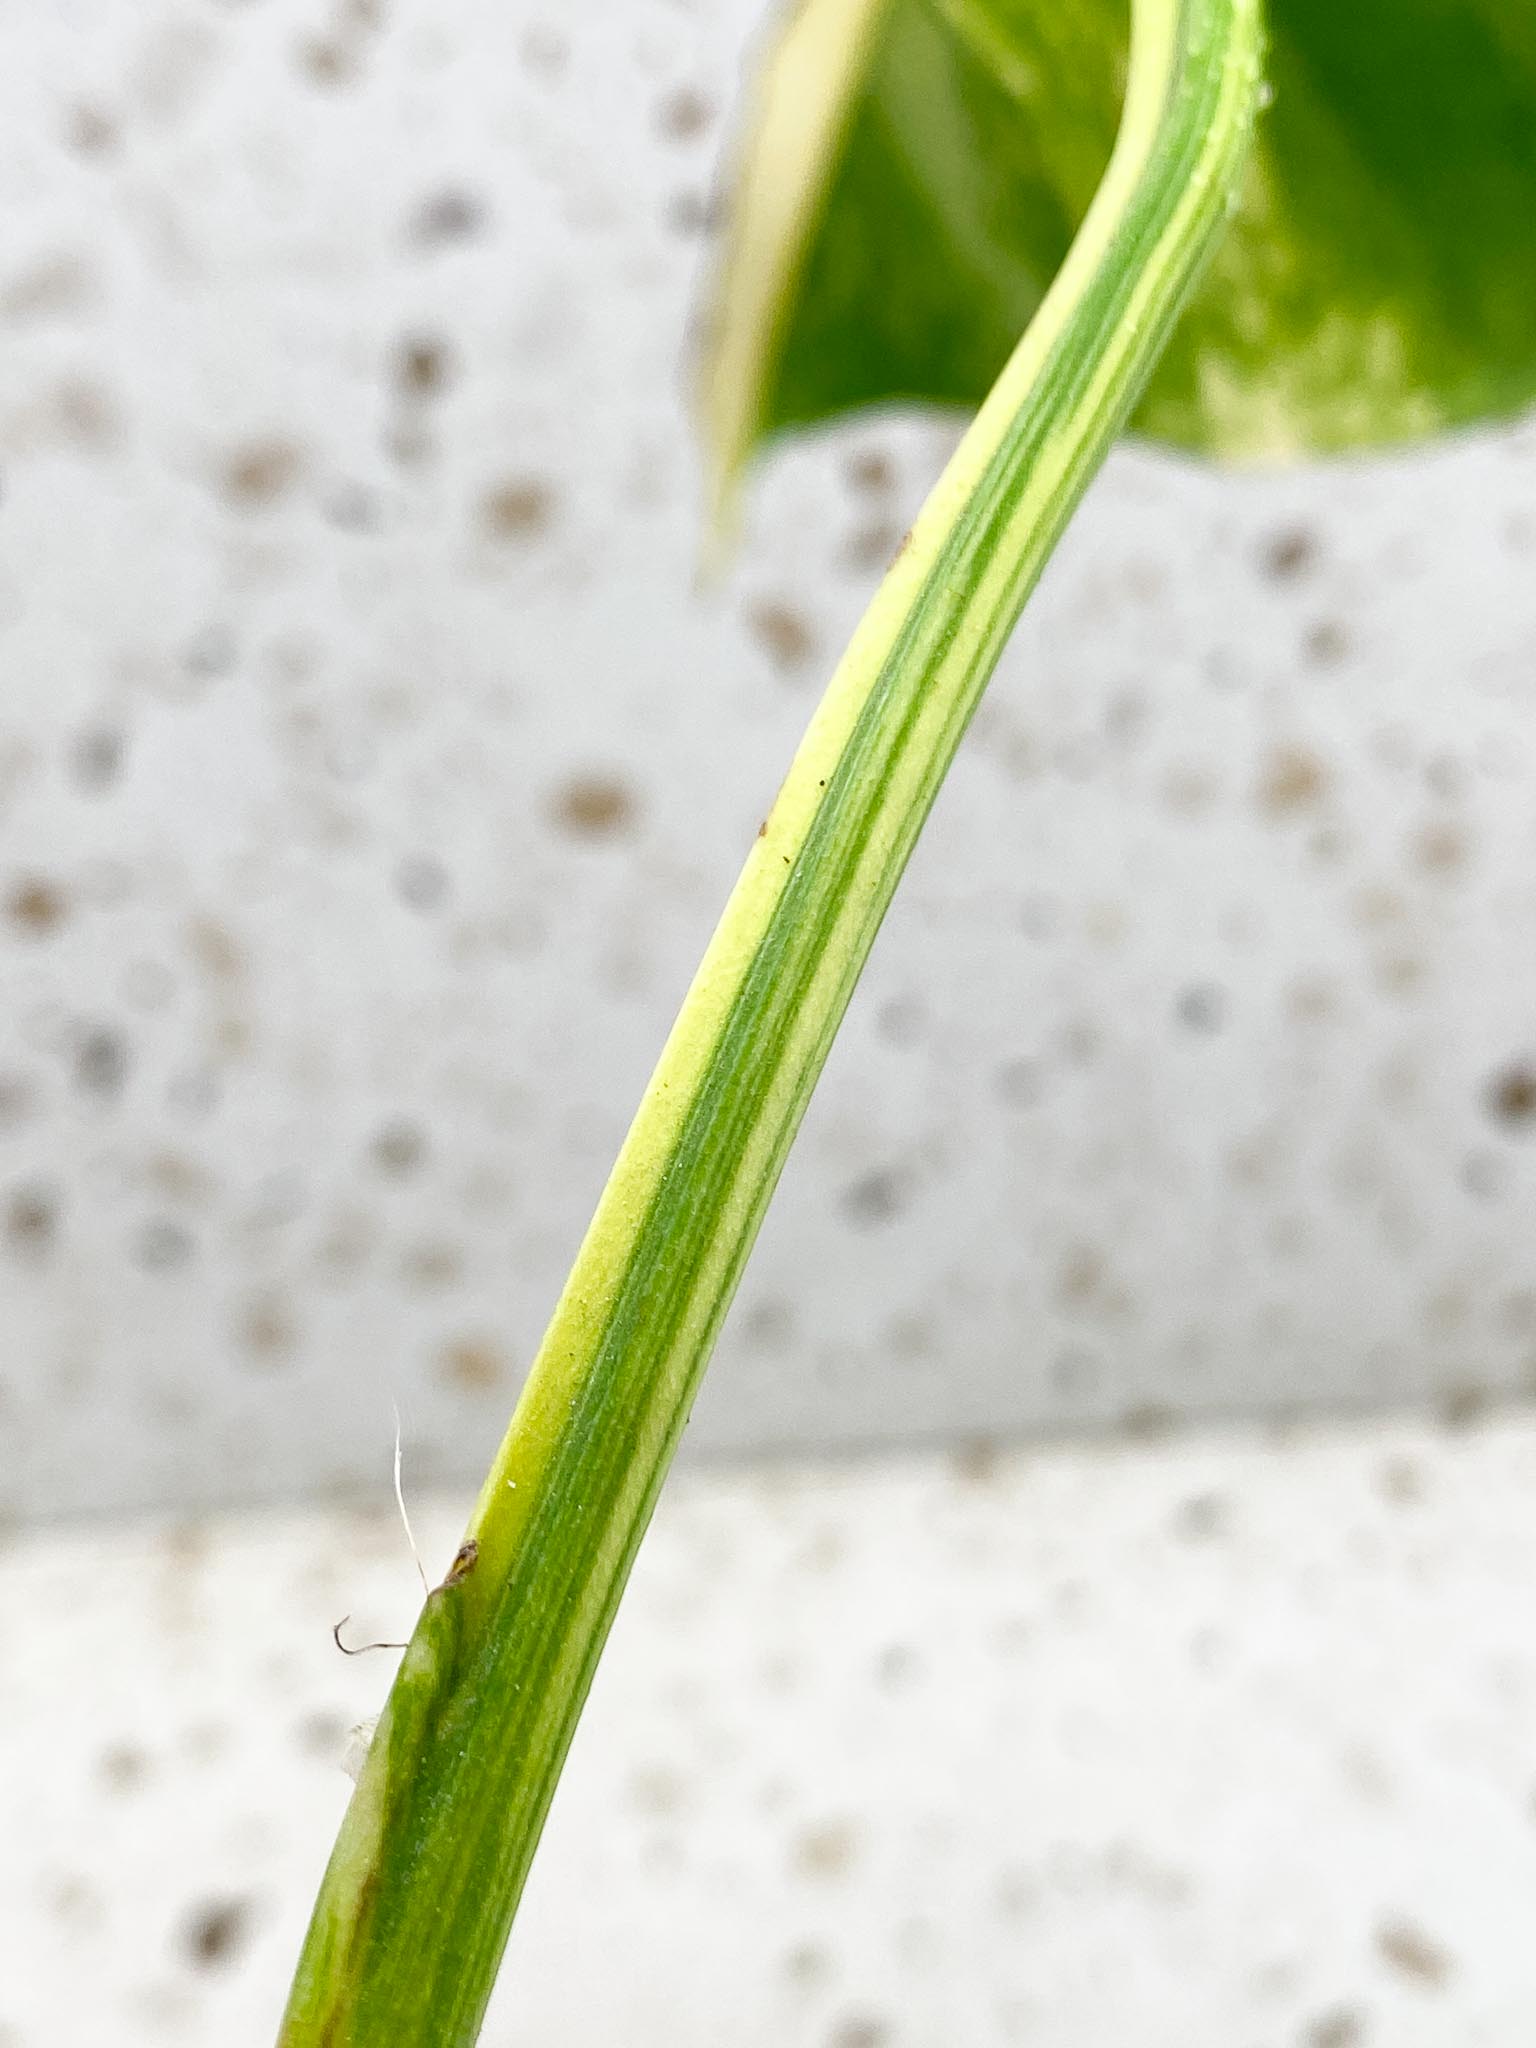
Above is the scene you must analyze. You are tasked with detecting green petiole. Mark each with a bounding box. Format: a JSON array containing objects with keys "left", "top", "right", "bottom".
[{"left": 278, "top": 2, "right": 1264, "bottom": 2040}]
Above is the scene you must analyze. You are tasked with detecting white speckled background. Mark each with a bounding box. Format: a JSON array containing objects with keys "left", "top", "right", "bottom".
[
  {"left": 7, "top": 5, "right": 1536, "bottom": 2043},
  {"left": 7, "top": 1420, "right": 1536, "bottom": 2045},
  {"left": 4, "top": 0, "right": 1536, "bottom": 1520}
]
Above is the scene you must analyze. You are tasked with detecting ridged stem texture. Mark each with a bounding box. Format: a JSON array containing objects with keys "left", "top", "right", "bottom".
[{"left": 278, "top": 2, "right": 1264, "bottom": 2039}]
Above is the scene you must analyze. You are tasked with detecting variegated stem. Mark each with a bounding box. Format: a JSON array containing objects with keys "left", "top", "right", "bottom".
[{"left": 279, "top": 1, "right": 1263, "bottom": 2040}]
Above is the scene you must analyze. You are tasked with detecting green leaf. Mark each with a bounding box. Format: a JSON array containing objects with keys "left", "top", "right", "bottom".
[
  {"left": 278, "top": 0, "right": 1262, "bottom": 2039},
  {"left": 704, "top": 0, "right": 1536, "bottom": 501}
]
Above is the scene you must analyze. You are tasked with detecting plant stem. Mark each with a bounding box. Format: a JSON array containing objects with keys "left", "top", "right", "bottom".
[{"left": 278, "top": 2, "right": 1263, "bottom": 2041}]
